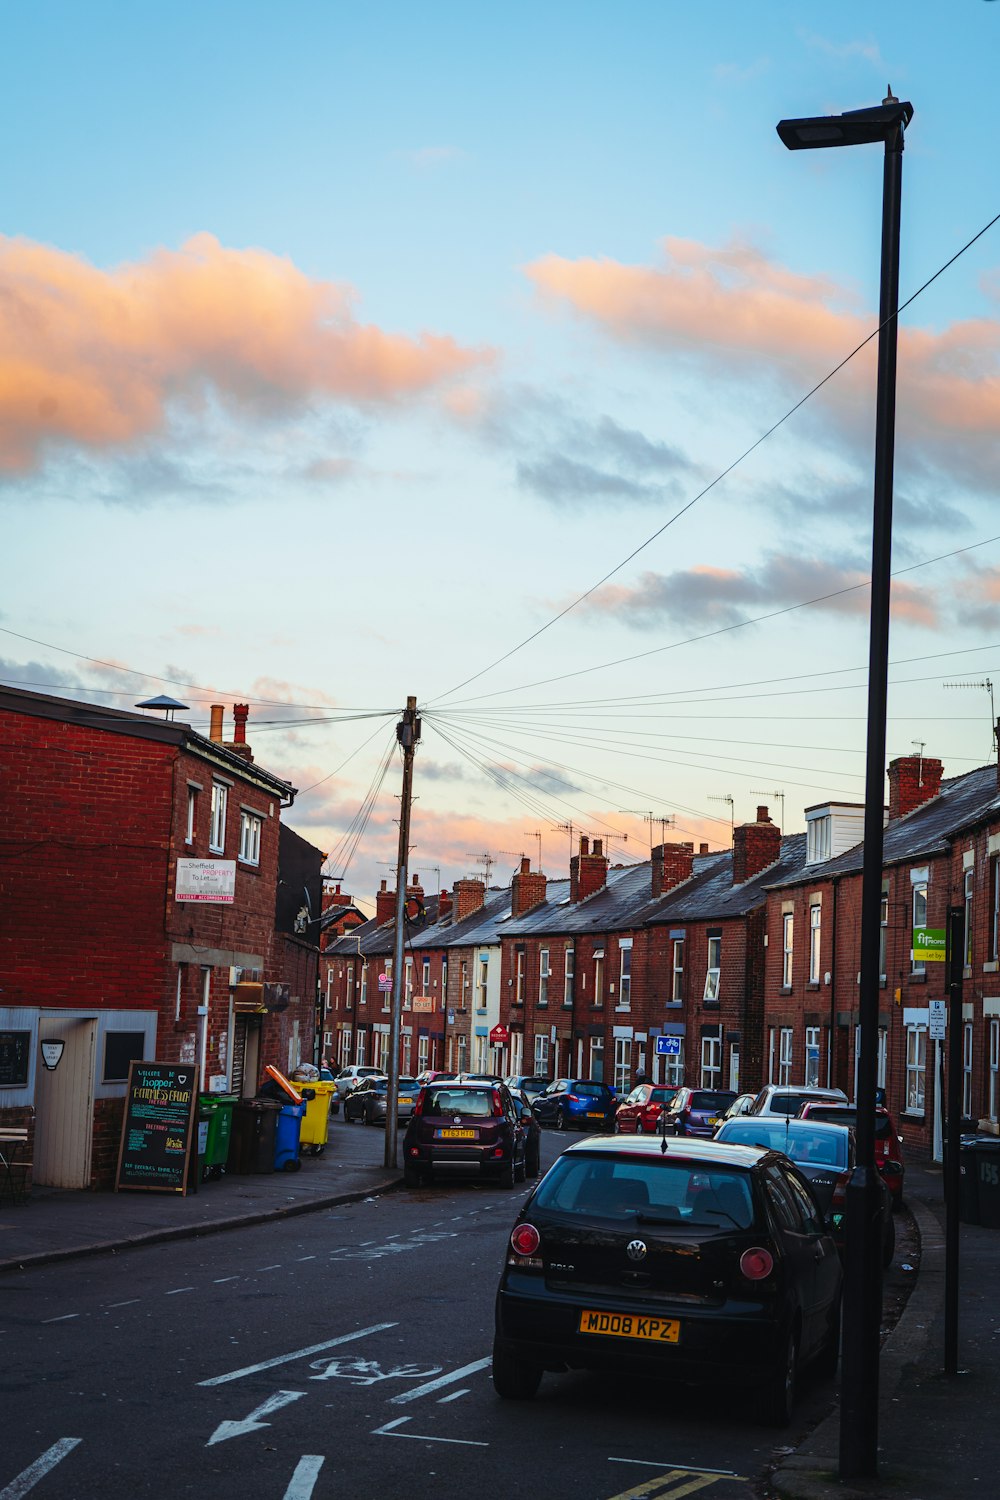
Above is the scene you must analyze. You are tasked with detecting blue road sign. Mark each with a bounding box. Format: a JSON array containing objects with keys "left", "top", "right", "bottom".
[{"left": 656, "top": 1036, "right": 681, "bottom": 1056}]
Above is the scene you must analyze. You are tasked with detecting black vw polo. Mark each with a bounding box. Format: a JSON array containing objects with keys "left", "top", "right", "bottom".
[{"left": 493, "top": 1135, "right": 842, "bottom": 1425}]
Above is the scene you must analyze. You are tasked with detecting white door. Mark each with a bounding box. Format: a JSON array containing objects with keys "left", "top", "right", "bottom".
[{"left": 34, "top": 1016, "right": 97, "bottom": 1188}]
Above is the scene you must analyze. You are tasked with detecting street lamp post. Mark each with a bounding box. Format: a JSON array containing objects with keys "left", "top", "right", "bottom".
[{"left": 777, "top": 92, "right": 914, "bottom": 1481}]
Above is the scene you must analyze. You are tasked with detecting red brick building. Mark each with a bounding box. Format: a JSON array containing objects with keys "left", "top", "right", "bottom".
[{"left": 0, "top": 686, "right": 312, "bottom": 1187}]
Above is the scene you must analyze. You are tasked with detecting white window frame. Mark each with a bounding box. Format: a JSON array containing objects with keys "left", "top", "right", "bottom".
[
  {"left": 422, "top": 958, "right": 431, "bottom": 993},
  {"left": 458, "top": 1034, "right": 468, "bottom": 1073},
  {"left": 477, "top": 956, "right": 488, "bottom": 1010},
  {"left": 589, "top": 1035, "right": 604, "bottom": 1082},
  {"left": 992, "top": 856, "right": 1000, "bottom": 963},
  {"left": 359, "top": 961, "right": 367, "bottom": 1008},
  {"left": 534, "top": 1033, "right": 550, "bottom": 1075},
  {"left": 704, "top": 934, "right": 721, "bottom": 1003},
  {"left": 671, "top": 939, "right": 684, "bottom": 1002},
  {"left": 563, "top": 947, "right": 574, "bottom": 1007},
  {"left": 238, "top": 809, "right": 262, "bottom": 866},
  {"left": 418, "top": 1036, "right": 429, "bottom": 1074},
  {"left": 355, "top": 1031, "right": 366, "bottom": 1066},
  {"left": 782, "top": 913, "right": 794, "bottom": 988},
  {"left": 778, "top": 1027, "right": 793, "bottom": 1086},
  {"left": 879, "top": 890, "right": 888, "bottom": 981},
  {"left": 807, "top": 815, "right": 831, "bottom": 864},
  {"left": 209, "top": 782, "right": 227, "bottom": 853},
  {"left": 965, "top": 869, "right": 974, "bottom": 968},
  {"left": 185, "top": 785, "right": 198, "bottom": 845},
  {"left": 809, "top": 904, "right": 822, "bottom": 984},
  {"left": 700, "top": 1035, "right": 721, "bottom": 1089},
  {"left": 665, "top": 1038, "right": 684, "bottom": 1088},
  {"left": 593, "top": 951, "right": 604, "bottom": 1007},
  {"left": 906, "top": 1025, "right": 927, "bottom": 1115},
  {"left": 805, "top": 1026, "right": 820, "bottom": 1087},
  {"left": 538, "top": 948, "right": 550, "bottom": 1007},
  {"left": 613, "top": 1037, "right": 631, "bottom": 1093},
  {"left": 768, "top": 1027, "right": 776, "bottom": 1083},
  {"left": 963, "top": 1022, "right": 974, "bottom": 1120},
  {"left": 912, "top": 881, "right": 928, "bottom": 975},
  {"left": 728, "top": 1041, "right": 740, "bottom": 1093},
  {"left": 382, "top": 959, "right": 392, "bottom": 1013},
  {"left": 515, "top": 951, "right": 525, "bottom": 1005},
  {"left": 618, "top": 940, "right": 632, "bottom": 1009},
  {"left": 404, "top": 958, "right": 413, "bottom": 1010}
]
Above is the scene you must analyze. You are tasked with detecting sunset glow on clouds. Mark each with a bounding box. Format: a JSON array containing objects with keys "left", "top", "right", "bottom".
[{"left": 0, "top": 233, "right": 490, "bottom": 471}]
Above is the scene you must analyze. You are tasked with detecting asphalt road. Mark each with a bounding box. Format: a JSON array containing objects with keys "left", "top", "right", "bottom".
[{"left": 1, "top": 1132, "right": 844, "bottom": 1500}]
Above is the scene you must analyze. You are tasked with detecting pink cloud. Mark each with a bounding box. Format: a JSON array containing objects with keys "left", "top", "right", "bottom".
[
  {"left": 0, "top": 232, "right": 492, "bottom": 471},
  {"left": 524, "top": 237, "right": 1000, "bottom": 468}
]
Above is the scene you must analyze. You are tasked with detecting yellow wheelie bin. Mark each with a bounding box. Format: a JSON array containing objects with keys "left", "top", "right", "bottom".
[{"left": 292, "top": 1077, "right": 335, "bottom": 1155}]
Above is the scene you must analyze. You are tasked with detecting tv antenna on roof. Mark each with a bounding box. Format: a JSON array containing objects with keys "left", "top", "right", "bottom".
[
  {"left": 943, "top": 678, "right": 996, "bottom": 751},
  {"left": 617, "top": 810, "right": 675, "bottom": 851},
  {"left": 751, "top": 789, "right": 785, "bottom": 832},
  {"left": 709, "top": 794, "right": 735, "bottom": 845}
]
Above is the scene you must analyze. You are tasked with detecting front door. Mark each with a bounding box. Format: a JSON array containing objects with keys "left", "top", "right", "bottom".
[{"left": 34, "top": 1016, "right": 97, "bottom": 1188}]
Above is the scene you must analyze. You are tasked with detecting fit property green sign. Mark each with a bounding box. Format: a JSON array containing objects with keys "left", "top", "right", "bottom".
[{"left": 912, "top": 927, "right": 947, "bottom": 963}]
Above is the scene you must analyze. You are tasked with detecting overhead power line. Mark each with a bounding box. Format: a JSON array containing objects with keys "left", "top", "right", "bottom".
[{"left": 428, "top": 208, "right": 1000, "bottom": 707}]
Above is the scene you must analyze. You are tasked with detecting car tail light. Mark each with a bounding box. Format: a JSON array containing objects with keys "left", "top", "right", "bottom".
[
  {"left": 565, "top": 1093, "right": 580, "bottom": 1103},
  {"left": 740, "top": 1247, "right": 774, "bottom": 1281},
  {"left": 412, "top": 1093, "right": 424, "bottom": 1116},
  {"left": 831, "top": 1170, "right": 850, "bottom": 1211},
  {"left": 510, "top": 1223, "right": 541, "bottom": 1256},
  {"left": 491, "top": 1089, "right": 504, "bottom": 1117}
]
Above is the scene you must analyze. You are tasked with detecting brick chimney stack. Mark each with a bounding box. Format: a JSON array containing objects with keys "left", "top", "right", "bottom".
[
  {"left": 732, "top": 806, "right": 781, "bottom": 885},
  {"left": 651, "top": 841, "right": 695, "bottom": 899},
  {"left": 699, "top": 842, "right": 709, "bottom": 855},
  {"left": 322, "top": 880, "right": 353, "bottom": 913},
  {"left": 226, "top": 702, "right": 253, "bottom": 761},
  {"left": 888, "top": 754, "right": 943, "bottom": 819},
  {"left": 511, "top": 857, "right": 547, "bottom": 917},
  {"left": 570, "top": 835, "right": 609, "bottom": 902},
  {"left": 453, "top": 878, "right": 486, "bottom": 921},
  {"left": 437, "top": 888, "right": 453, "bottom": 922},
  {"left": 375, "top": 878, "right": 395, "bottom": 925}
]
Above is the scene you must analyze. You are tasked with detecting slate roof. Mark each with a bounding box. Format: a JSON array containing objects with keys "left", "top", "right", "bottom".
[
  {"left": 646, "top": 835, "right": 808, "bottom": 924},
  {"left": 325, "top": 891, "right": 450, "bottom": 959},
  {"left": 500, "top": 871, "right": 646, "bottom": 937},
  {"left": 768, "top": 763, "right": 1000, "bottom": 890},
  {"left": 407, "top": 886, "right": 513, "bottom": 950}
]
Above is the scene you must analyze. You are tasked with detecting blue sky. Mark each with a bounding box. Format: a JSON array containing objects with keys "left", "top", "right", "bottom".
[{"left": 5, "top": 3, "right": 1000, "bottom": 905}]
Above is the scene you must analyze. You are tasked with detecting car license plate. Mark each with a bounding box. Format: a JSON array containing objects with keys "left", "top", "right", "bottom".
[
  {"left": 436, "top": 1128, "right": 475, "bottom": 1139},
  {"left": 579, "top": 1310, "right": 680, "bottom": 1343},
  {"left": 707, "top": 1116, "right": 719, "bottom": 1126},
  {"left": 586, "top": 1111, "right": 604, "bottom": 1119}
]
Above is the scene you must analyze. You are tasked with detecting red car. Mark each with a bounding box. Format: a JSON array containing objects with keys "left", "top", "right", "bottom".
[
  {"left": 797, "top": 1101, "right": 905, "bottom": 1209},
  {"left": 615, "top": 1083, "right": 679, "bottom": 1134}
]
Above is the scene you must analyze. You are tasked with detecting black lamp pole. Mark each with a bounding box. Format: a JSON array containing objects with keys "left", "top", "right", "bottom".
[{"left": 777, "top": 92, "right": 914, "bottom": 1480}]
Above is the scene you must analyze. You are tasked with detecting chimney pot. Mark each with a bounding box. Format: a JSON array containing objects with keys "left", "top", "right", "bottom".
[
  {"left": 209, "top": 704, "right": 224, "bottom": 743},
  {"left": 593, "top": 838, "right": 603, "bottom": 857},
  {"left": 580, "top": 835, "right": 590, "bottom": 856},
  {"left": 757, "top": 805, "right": 769, "bottom": 823}
]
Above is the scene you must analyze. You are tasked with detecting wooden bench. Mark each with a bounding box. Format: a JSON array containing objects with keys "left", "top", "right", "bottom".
[{"left": 0, "top": 1128, "right": 31, "bottom": 1206}]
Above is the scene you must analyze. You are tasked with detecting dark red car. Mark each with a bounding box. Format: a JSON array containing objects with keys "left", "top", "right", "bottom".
[
  {"left": 797, "top": 1101, "right": 905, "bottom": 1209},
  {"left": 615, "top": 1084, "right": 679, "bottom": 1134}
]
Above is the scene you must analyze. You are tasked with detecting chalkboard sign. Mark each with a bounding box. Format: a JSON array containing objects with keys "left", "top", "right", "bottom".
[
  {"left": 115, "top": 1061, "right": 199, "bottom": 1195},
  {"left": 0, "top": 1031, "right": 31, "bottom": 1087}
]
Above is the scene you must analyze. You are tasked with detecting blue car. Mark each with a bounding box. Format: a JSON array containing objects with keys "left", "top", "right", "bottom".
[{"left": 531, "top": 1078, "right": 617, "bottom": 1132}]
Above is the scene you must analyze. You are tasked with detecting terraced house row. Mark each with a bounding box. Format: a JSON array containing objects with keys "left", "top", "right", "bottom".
[{"left": 323, "top": 748, "right": 1000, "bottom": 1161}]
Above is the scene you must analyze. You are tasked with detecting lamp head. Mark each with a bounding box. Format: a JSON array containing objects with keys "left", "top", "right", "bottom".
[{"left": 777, "top": 97, "right": 913, "bottom": 151}]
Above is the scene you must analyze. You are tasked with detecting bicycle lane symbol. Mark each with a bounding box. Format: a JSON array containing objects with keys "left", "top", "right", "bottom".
[{"left": 309, "top": 1357, "right": 444, "bottom": 1387}]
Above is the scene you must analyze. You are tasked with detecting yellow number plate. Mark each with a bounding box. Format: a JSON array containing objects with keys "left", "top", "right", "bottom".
[
  {"left": 579, "top": 1310, "right": 680, "bottom": 1343},
  {"left": 437, "top": 1128, "right": 475, "bottom": 1139}
]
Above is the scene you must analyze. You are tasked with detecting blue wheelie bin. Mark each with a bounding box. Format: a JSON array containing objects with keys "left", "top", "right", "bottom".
[{"left": 274, "top": 1100, "right": 306, "bottom": 1172}]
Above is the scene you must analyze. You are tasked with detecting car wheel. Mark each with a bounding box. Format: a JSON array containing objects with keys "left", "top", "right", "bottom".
[
  {"left": 492, "top": 1337, "right": 542, "bottom": 1400},
  {"left": 556, "top": 1109, "right": 567, "bottom": 1132},
  {"left": 613, "top": 1118, "right": 621, "bottom": 1134},
  {"left": 759, "top": 1327, "right": 798, "bottom": 1428},
  {"left": 814, "top": 1299, "right": 841, "bottom": 1381},
  {"left": 882, "top": 1213, "right": 896, "bottom": 1269},
  {"left": 527, "top": 1150, "right": 540, "bottom": 1178},
  {"left": 345, "top": 1107, "right": 355, "bottom": 1124}
]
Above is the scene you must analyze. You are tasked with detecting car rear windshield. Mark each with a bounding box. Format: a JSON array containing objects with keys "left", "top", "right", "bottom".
[
  {"left": 650, "top": 1089, "right": 675, "bottom": 1105},
  {"left": 573, "top": 1082, "right": 609, "bottom": 1098},
  {"left": 767, "top": 1092, "right": 826, "bottom": 1116},
  {"left": 721, "top": 1119, "right": 850, "bottom": 1167},
  {"left": 424, "top": 1088, "right": 496, "bottom": 1117},
  {"left": 806, "top": 1106, "right": 890, "bottom": 1139},
  {"left": 690, "top": 1092, "right": 735, "bottom": 1111},
  {"left": 533, "top": 1155, "right": 755, "bottom": 1229}
]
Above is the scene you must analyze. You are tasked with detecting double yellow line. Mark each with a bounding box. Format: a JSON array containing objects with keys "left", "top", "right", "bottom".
[{"left": 607, "top": 1467, "right": 746, "bottom": 1500}]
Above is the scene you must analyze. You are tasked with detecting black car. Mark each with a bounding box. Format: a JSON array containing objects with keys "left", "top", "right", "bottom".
[
  {"left": 531, "top": 1078, "right": 618, "bottom": 1132},
  {"left": 343, "top": 1075, "right": 419, "bottom": 1125},
  {"left": 714, "top": 1115, "right": 895, "bottom": 1267},
  {"left": 493, "top": 1135, "right": 842, "bottom": 1425},
  {"left": 508, "top": 1089, "right": 542, "bottom": 1177},
  {"left": 403, "top": 1082, "right": 526, "bottom": 1188}
]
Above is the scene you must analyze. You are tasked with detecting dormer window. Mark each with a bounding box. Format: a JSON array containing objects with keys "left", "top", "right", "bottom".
[{"left": 807, "top": 815, "right": 831, "bottom": 864}]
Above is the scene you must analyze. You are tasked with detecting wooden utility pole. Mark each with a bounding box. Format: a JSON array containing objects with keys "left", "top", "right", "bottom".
[{"left": 385, "top": 695, "right": 419, "bottom": 1168}]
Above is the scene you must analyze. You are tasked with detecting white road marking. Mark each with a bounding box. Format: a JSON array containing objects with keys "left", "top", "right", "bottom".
[
  {"left": 282, "top": 1456, "right": 324, "bottom": 1500},
  {"left": 106, "top": 1299, "right": 140, "bottom": 1309},
  {"left": 390, "top": 1357, "right": 491, "bottom": 1403},
  {"left": 255, "top": 1265, "right": 282, "bottom": 1272},
  {"left": 213, "top": 1276, "right": 240, "bottom": 1284},
  {"left": 296, "top": 1256, "right": 316, "bottom": 1262},
  {"left": 199, "top": 1323, "right": 398, "bottom": 1386},
  {"left": 437, "top": 1389, "right": 468, "bottom": 1402},
  {"left": 0, "top": 1438, "right": 82, "bottom": 1499},
  {"left": 166, "top": 1287, "right": 194, "bottom": 1296},
  {"left": 206, "top": 1389, "right": 305, "bottom": 1447},
  {"left": 41, "top": 1314, "right": 78, "bottom": 1324},
  {"left": 372, "top": 1417, "right": 487, "bottom": 1447},
  {"left": 608, "top": 1459, "right": 743, "bottom": 1478}
]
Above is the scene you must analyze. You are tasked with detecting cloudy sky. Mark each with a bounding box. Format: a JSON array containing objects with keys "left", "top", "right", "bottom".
[{"left": 5, "top": 2, "right": 1000, "bottom": 908}]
